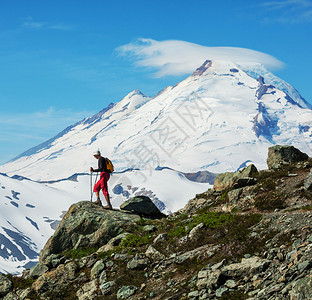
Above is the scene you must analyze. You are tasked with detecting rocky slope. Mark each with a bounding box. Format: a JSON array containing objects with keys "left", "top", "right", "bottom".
[{"left": 2, "top": 145, "right": 312, "bottom": 300}]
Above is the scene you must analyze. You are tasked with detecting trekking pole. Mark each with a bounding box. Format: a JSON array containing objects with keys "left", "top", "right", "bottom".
[{"left": 90, "top": 171, "right": 93, "bottom": 202}]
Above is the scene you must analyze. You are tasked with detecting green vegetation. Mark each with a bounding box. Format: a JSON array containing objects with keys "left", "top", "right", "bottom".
[
  {"left": 62, "top": 247, "right": 98, "bottom": 259},
  {"left": 120, "top": 233, "right": 153, "bottom": 248},
  {"left": 255, "top": 191, "right": 286, "bottom": 211},
  {"left": 7, "top": 274, "right": 35, "bottom": 290}
]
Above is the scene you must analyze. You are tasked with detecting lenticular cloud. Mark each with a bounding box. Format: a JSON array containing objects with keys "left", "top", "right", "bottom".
[{"left": 116, "top": 38, "right": 284, "bottom": 77}]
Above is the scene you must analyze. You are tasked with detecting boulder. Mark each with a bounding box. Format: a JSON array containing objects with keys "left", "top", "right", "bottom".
[
  {"left": 120, "top": 196, "right": 163, "bottom": 217},
  {"left": 117, "top": 285, "right": 137, "bottom": 299},
  {"left": 32, "top": 261, "right": 78, "bottom": 293},
  {"left": 213, "top": 164, "right": 258, "bottom": 191},
  {"left": 39, "top": 201, "right": 140, "bottom": 265},
  {"left": 29, "top": 262, "right": 49, "bottom": 279},
  {"left": 221, "top": 256, "right": 270, "bottom": 277},
  {"left": 267, "top": 145, "right": 309, "bottom": 169},
  {"left": 0, "top": 274, "right": 13, "bottom": 297},
  {"left": 127, "top": 254, "right": 150, "bottom": 270},
  {"left": 304, "top": 169, "right": 312, "bottom": 192},
  {"left": 100, "top": 281, "right": 115, "bottom": 295}
]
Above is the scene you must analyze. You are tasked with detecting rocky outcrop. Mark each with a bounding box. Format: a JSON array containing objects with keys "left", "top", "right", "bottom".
[
  {"left": 40, "top": 201, "right": 140, "bottom": 265},
  {"left": 3, "top": 146, "right": 312, "bottom": 300},
  {"left": 305, "top": 169, "right": 312, "bottom": 192},
  {"left": 0, "top": 274, "right": 12, "bottom": 297},
  {"left": 267, "top": 145, "right": 309, "bottom": 169},
  {"left": 120, "top": 196, "right": 163, "bottom": 217},
  {"left": 213, "top": 164, "right": 258, "bottom": 191}
]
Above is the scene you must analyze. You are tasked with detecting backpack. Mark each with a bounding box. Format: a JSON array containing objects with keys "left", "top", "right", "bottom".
[{"left": 105, "top": 157, "right": 114, "bottom": 173}]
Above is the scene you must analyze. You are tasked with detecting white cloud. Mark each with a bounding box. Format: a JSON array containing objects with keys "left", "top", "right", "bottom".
[
  {"left": 22, "top": 17, "right": 74, "bottom": 30},
  {"left": 116, "top": 38, "right": 284, "bottom": 77},
  {"left": 260, "top": 0, "right": 312, "bottom": 23}
]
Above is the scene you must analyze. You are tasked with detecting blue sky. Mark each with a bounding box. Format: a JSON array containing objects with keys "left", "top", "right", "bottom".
[{"left": 0, "top": 0, "right": 312, "bottom": 164}]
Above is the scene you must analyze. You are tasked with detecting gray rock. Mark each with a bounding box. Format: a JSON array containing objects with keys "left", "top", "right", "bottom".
[
  {"left": 189, "top": 223, "right": 204, "bottom": 240},
  {"left": 120, "top": 196, "right": 163, "bottom": 217},
  {"left": 2, "top": 292, "right": 17, "bottom": 300},
  {"left": 97, "top": 233, "right": 130, "bottom": 252},
  {"left": 90, "top": 260, "right": 105, "bottom": 279},
  {"left": 298, "top": 260, "right": 311, "bottom": 272},
  {"left": 153, "top": 233, "right": 168, "bottom": 244},
  {"left": 145, "top": 245, "right": 166, "bottom": 260},
  {"left": 221, "top": 256, "right": 270, "bottom": 277},
  {"left": 100, "top": 281, "right": 115, "bottom": 295},
  {"left": 225, "top": 279, "right": 237, "bottom": 288},
  {"left": 29, "top": 262, "right": 49, "bottom": 278},
  {"left": 0, "top": 274, "right": 13, "bottom": 297},
  {"left": 213, "top": 164, "right": 258, "bottom": 191},
  {"left": 188, "top": 290, "right": 200, "bottom": 297},
  {"left": 39, "top": 201, "right": 140, "bottom": 264},
  {"left": 267, "top": 145, "right": 309, "bottom": 169},
  {"left": 289, "top": 275, "right": 312, "bottom": 299},
  {"left": 174, "top": 245, "right": 219, "bottom": 264},
  {"left": 117, "top": 285, "right": 138, "bottom": 299},
  {"left": 127, "top": 254, "right": 150, "bottom": 270},
  {"left": 99, "top": 270, "right": 108, "bottom": 285},
  {"left": 143, "top": 225, "right": 158, "bottom": 233},
  {"left": 215, "top": 286, "right": 229, "bottom": 297},
  {"left": 304, "top": 169, "right": 312, "bottom": 192},
  {"left": 76, "top": 279, "right": 98, "bottom": 300},
  {"left": 197, "top": 270, "right": 221, "bottom": 289}
]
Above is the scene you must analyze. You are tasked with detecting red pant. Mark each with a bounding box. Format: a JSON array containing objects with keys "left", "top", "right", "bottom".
[{"left": 93, "top": 172, "right": 110, "bottom": 196}]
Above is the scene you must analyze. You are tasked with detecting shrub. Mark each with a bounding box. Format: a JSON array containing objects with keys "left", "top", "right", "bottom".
[{"left": 255, "top": 191, "right": 286, "bottom": 211}]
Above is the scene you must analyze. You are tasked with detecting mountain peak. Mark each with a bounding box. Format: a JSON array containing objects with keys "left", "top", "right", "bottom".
[{"left": 192, "top": 60, "right": 212, "bottom": 76}]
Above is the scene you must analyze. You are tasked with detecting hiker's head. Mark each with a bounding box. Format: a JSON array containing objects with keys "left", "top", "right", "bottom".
[{"left": 93, "top": 150, "right": 101, "bottom": 159}]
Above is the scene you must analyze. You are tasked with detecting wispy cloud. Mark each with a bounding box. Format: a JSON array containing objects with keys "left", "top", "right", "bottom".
[
  {"left": 116, "top": 38, "right": 284, "bottom": 77},
  {"left": 22, "top": 17, "right": 74, "bottom": 30},
  {"left": 260, "top": 0, "right": 312, "bottom": 23},
  {"left": 0, "top": 108, "right": 92, "bottom": 142}
]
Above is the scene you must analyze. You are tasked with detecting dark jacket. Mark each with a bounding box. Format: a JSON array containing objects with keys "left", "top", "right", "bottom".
[{"left": 93, "top": 156, "right": 109, "bottom": 173}]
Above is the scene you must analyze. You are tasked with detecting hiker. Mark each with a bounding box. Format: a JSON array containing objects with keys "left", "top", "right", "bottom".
[{"left": 90, "top": 150, "right": 112, "bottom": 209}]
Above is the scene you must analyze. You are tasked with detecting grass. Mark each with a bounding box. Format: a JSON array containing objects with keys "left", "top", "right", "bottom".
[
  {"left": 120, "top": 233, "right": 153, "bottom": 248},
  {"left": 62, "top": 247, "right": 98, "bottom": 259}
]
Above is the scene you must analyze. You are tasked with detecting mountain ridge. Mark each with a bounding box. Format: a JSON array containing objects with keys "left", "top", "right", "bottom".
[{"left": 1, "top": 60, "right": 311, "bottom": 182}]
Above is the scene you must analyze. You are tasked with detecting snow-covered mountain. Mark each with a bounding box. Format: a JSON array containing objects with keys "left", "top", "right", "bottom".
[
  {"left": 1, "top": 59, "right": 312, "bottom": 274},
  {"left": 1, "top": 60, "right": 311, "bottom": 180}
]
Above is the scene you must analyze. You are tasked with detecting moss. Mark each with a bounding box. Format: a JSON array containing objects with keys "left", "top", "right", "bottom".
[
  {"left": 193, "top": 211, "right": 234, "bottom": 229},
  {"left": 120, "top": 233, "right": 153, "bottom": 248},
  {"left": 62, "top": 247, "right": 98, "bottom": 259}
]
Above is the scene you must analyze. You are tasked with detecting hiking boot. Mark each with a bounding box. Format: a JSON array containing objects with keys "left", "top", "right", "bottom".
[
  {"left": 103, "top": 203, "right": 113, "bottom": 210},
  {"left": 94, "top": 199, "right": 102, "bottom": 206}
]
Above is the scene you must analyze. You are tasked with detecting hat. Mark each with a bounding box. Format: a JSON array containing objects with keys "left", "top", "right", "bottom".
[{"left": 93, "top": 150, "right": 101, "bottom": 156}]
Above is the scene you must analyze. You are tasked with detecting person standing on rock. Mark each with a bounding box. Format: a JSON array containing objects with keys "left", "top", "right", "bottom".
[{"left": 90, "top": 150, "right": 112, "bottom": 209}]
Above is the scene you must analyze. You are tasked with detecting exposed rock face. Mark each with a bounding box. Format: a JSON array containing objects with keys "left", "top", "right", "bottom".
[
  {"left": 305, "top": 169, "right": 312, "bottom": 192},
  {"left": 0, "top": 274, "right": 12, "bottom": 297},
  {"left": 120, "top": 196, "right": 163, "bottom": 217},
  {"left": 213, "top": 164, "right": 258, "bottom": 191},
  {"left": 40, "top": 201, "right": 140, "bottom": 265},
  {"left": 267, "top": 145, "right": 309, "bottom": 169}
]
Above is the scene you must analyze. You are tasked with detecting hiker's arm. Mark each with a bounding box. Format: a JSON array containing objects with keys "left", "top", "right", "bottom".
[{"left": 93, "top": 157, "right": 105, "bottom": 172}]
